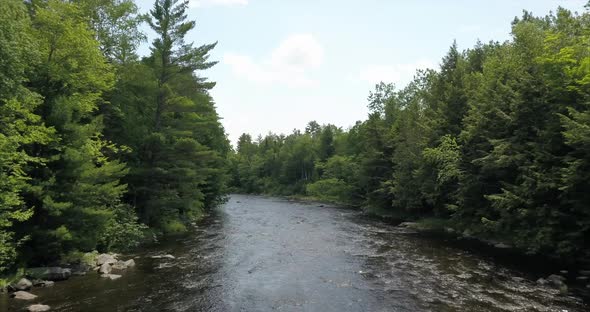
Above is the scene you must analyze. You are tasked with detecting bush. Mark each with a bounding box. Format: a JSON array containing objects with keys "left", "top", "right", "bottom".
[{"left": 306, "top": 178, "right": 353, "bottom": 203}]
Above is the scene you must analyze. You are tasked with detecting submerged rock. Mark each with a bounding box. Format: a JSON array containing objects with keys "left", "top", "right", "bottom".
[
  {"left": 100, "top": 274, "right": 122, "bottom": 280},
  {"left": 27, "top": 267, "right": 71, "bottom": 281},
  {"left": 27, "top": 304, "right": 50, "bottom": 312},
  {"left": 11, "top": 291, "right": 37, "bottom": 300},
  {"left": 33, "top": 280, "right": 54, "bottom": 287},
  {"left": 12, "top": 278, "right": 33, "bottom": 291}
]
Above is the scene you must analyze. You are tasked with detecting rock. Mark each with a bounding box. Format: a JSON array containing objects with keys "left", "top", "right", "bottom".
[
  {"left": 318, "top": 204, "right": 325, "bottom": 207},
  {"left": 27, "top": 267, "right": 71, "bottom": 281},
  {"left": 32, "top": 280, "right": 54, "bottom": 287},
  {"left": 579, "top": 270, "right": 590, "bottom": 276},
  {"left": 124, "top": 259, "right": 135, "bottom": 268},
  {"left": 96, "top": 253, "right": 117, "bottom": 266},
  {"left": 11, "top": 291, "right": 37, "bottom": 300},
  {"left": 511, "top": 277, "right": 525, "bottom": 283},
  {"left": 559, "top": 270, "right": 568, "bottom": 275},
  {"left": 98, "top": 263, "right": 112, "bottom": 274},
  {"left": 70, "top": 263, "right": 91, "bottom": 275},
  {"left": 100, "top": 274, "right": 121, "bottom": 280},
  {"left": 27, "top": 304, "right": 51, "bottom": 312},
  {"left": 494, "top": 242, "right": 512, "bottom": 249},
  {"left": 547, "top": 274, "right": 566, "bottom": 284},
  {"left": 111, "top": 260, "right": 127, "bottom": 270},
  {"left": 398, "top": 222, "right": 419, "bottom": 228},
  {"left": 576, "top": 276, "right": 589, "bottom": 281},
  {"left": 444, "top": 227, "right": 456, "bottom": 234},
  {"left": 536, "top": 278, "right": 549, "bottom": 285},
  {"left": 151, "top": 254, "right": 175, "bottom": 260},
  {"left": 12, "top": 278, "right": 33, "bottom": 291}
]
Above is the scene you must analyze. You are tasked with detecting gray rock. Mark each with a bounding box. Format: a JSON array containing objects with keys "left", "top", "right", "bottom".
[
  {"left": 124, "top": 259, "right": 136, "bottom": 268},
  {"left": 511, "top": 277, "right": 524, "bottom": 283},
  {"left": 536, "top": 278, "right": 548, "bottom": 285},
  {"left": 26, "top": 267, "right": 71, "bottom": 281},
  {"left": 547, "top": 274, "right": 566, "bottom": 284},
  {"left": 33, "top": 280, "right": 54, "bottom": 287},
  {"left": 398, "top": 222, "right": 419, "bottom": 228},
  {"left": 12, "top": 278, "right": 32, "bottom": 291},
  {"left": 27, "top": 304, "right": 50, "bottom": 312},
  {"left": 98, "top": 263, "right": 112, "bottom": 274},
  {"left": 151, "top": 254, "right": 175, "bottom": 260},
  {"left": 494, "top": 242, "right": 512, "bottom": 249},
  {"left": 100, "top": 274, "right": 122, "bottom": 280},
  {"left": 111, "top": 260, "right": 127, "bottom": 270},
  {"left": 96, "top": 254, "right": 117, "bottom": 266},
  {"left": 11, "top": 291, "right": 37, "bottom": 300}
]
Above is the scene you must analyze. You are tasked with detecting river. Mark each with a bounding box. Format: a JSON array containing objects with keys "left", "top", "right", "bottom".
[{"left": 3, "top": 194, "right": 588, "bottom": 311}]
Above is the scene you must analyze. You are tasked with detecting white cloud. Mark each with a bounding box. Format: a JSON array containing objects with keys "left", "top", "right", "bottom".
[
  {"left": 190, "top": 0, "right": 248, "bottom": 8},
  {"left": 358, "top": 60, "right": 435, "bottom": 86},
  {"left": 223, "top": 34, "right": 324, "bottom": 88}
]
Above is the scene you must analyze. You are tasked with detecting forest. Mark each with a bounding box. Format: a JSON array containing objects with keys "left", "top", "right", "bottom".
[
  {"left": 0, "top": 0, "right": 230, "bottom": 275},
  {"left": 229, "top": 7, "right": 590, "bottom": 263},
  {"left": 1, "top": 0, "right": 590, "bottom": 283}
]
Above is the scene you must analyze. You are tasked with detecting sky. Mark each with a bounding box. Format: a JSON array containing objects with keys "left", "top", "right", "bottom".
[{"left": 135, "top": 0, "right": 588, "bottom": 144}]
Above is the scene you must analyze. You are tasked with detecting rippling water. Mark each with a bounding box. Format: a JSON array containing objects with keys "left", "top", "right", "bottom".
[{"left": 3, "top": 195, "right": 588, "bottom": 311}]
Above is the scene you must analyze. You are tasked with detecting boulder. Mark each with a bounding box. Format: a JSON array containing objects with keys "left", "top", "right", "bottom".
[
  {"left": 27, "top": 304, "right": 51, "bottom": 312},
  {"left": 124, "top": 259, "right": 136, "bottom": 268},
  {"left": 27, "top": 267, "right": 71, "bottom": 281},
  {"left": 98, "top": 263, "right": 112, "bottom": 274},
  {"left": 11, "top": 291, "right": 37, "bottom": 300},
  {"left": 12, "top": 278, "right": 33, "bottom": 291},
  {"left": 111, "top": 260, "right": 127, "bottom": 270},
  {"left": 96, "top": 254, "right": 117, "bottom": 266}
]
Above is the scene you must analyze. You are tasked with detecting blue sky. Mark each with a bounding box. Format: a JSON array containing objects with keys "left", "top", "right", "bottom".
[{"left": 135, "top": 0, "right": 588, "bottom": 144}]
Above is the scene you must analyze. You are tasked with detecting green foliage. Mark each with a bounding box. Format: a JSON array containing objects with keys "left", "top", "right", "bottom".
[
  {"left": 0, "top": 0, "right": 228, "bottom": 273},
  {"left": 306, "top": 178, "right": 353, "bottom": 203}
]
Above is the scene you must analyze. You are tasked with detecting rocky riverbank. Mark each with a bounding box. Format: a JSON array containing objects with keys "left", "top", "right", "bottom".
[
  {"left": 396, "top": 220, "right": 590, "bottom": 299},
  {"left": 3, "top": 252, "right": 139, "bottom": 311}
]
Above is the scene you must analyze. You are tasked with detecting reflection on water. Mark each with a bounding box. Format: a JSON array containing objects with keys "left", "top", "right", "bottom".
[{"left": 3, "top": 195, "right": 587, "bottom": 311}]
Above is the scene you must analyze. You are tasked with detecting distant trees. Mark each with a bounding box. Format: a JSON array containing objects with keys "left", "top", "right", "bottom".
[
  {"left": 230, "top": 6, "right": 590, "bottom": 261},
  {"left": 0, "top": 0, "right": 228, "bottom": 273}
]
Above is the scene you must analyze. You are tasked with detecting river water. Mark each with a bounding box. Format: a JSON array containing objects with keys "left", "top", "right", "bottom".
[{"left": 3, "top": 194, "right": 588, "bottom": 311}]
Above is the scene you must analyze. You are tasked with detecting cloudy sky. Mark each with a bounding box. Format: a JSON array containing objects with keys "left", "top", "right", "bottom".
[{"left": 135, "top": 0, "right": 587, "bottom": 144}]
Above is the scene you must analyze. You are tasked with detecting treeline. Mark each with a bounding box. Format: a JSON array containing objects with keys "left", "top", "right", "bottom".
[
  {"left": 0, "top": 0, "right": 229, "bottom": 273},
  {"left": 230, "top": 7, "right": 590, "bottom": 261}
]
